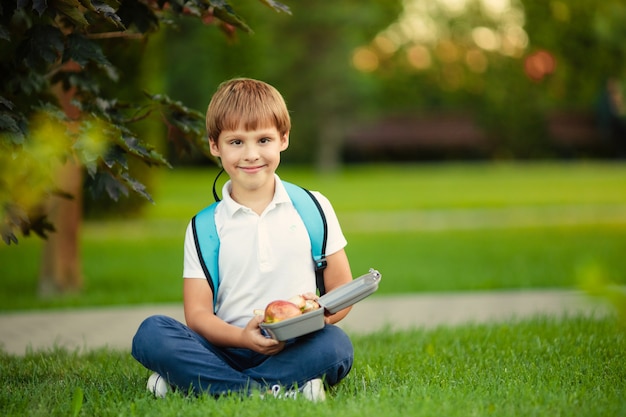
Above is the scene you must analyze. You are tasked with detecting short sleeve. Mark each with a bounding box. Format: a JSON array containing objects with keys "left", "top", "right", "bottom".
[{"left": 183, "top": 220, "right": 206, "bottom": 279}]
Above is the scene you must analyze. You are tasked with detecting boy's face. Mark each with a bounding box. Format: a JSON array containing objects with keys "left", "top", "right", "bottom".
[{"left": 210, "top": 125, "right": 289, "bottom": 196}]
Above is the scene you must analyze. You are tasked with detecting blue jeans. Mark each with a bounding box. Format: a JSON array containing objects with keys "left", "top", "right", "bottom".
[{"left": 131, "top": 315, "right": 354, "bottom": 396}]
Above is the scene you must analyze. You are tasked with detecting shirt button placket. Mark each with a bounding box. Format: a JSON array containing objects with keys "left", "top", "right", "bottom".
[{"left": 257, "top": 216, "right": 271, "bottom": 271}]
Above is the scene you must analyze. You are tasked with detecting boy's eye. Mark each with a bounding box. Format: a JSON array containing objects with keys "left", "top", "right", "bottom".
[
  {"left": 229, "top": 139, "right": 242, "bottom": 145},
  {"left": 259, "top": 137, "right": 271, "bottom": 143}
]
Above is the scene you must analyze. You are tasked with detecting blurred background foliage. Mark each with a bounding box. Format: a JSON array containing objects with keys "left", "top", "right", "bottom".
[
  {"left": 3, "top": 0, "right": 626, "bottom": 225},
  {"left": 153, "top": 0, "right": 403, "bottom": 168},
  {"left": 149, "top": 0, "right": 626, "bottom": 167}
]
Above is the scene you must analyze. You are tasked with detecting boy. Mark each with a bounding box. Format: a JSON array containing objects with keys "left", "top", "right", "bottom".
[{"left": 131, "top": 78, "right": 355, "bottom": 401}]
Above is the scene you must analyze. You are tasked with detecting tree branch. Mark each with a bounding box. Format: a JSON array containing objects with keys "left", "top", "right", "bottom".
[{"left": 87, "top": 31, "right": 145, "bottom": 40}]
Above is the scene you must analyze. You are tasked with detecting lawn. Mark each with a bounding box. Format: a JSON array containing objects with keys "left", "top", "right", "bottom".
[
  {"left": 1, "top": 162, "right": 625, "bottom": 416},
  {"left": 1, "top": 316, "right": 624, "bottom": 417}
]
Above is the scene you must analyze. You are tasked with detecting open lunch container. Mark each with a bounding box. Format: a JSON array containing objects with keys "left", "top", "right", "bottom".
[{"left": 260, "top": 268, "right": 382, "bottom": 341}]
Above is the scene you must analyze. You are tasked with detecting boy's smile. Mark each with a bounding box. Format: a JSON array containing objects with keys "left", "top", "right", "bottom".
[{"left": 239, "top": 164, "right": 267, "bottom": 174}]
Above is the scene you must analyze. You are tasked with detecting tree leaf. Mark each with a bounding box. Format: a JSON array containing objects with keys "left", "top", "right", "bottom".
[
  {"left": 117, "top": 130, "right": 171, "bottom": 167},
  {"left": 19, "top": 25, "right": 64, "bottom": 70},
  {"left": 0, "top": 112, "right": 22, "bottom": 133},
  {"left": 115, "top": 0, "right": 160, "bottom": 33},
  {"left": 92, "top": 0, "right": 125, "bottom": 28},
  {"left": 88, "top": 170, "right": 128, "bottom": 201},
  {"left": 0, "top": 96, "right": 14, "bottom": 110},
  {"left": 0, "top": 100, "right": 26, "bottom": 143},
  {"left": 84, "top": 160, "right": 98, "bottom": 177},
  {"left": 16, "top": 0, "right": 29, "bottom": 11},
  {"left": 31, "top": 0, "right": 48, "bottom": 16},
  {"left": 52, "top": 0, "right": 90, "bottom": 27},
  {"left": 78, "top": 0, "right": 121, "bottom": 11},
  {"left": 1, "top": 203, "right": 56, "bottom": 244},
  {"left": 1, "top": 204, "right": 28, "bottom": 245},
  {"left": 86, "top": 169, "right": 154, "bottom": 203},
  {"left": 209, "top": 1, "right": 253, "bottom": 33},
  {"left": 146, "top": 92, "right": 204, "bottom": 123},
  {"left": 120, "top": 171, "right": 153, "bottom": 203},
  {"left": 102, "top": 145, "right": 128, "bottom": 170},
  {"left": 6, "top": 71, "right": 48, "bottom": 96},
  {"left": 1, "top": 229, "right": 19, "bottom": 245},
  {"left": 144, "top": 92, "right": 209, "bottom": 158},
  {"left": 0, "top": 24, "right": 10, "bottom": 41},
  {"left": 64, "top": 33, "right": 112, "bottom": 68},
  {"left": 77, "top": 0, "right": 96, "bottom": 11},
  {"left": 78, "top": 0, "right": 125, "bottom": 28},
  {"left": 26, "top": 213, "right": 56, "bottom": 239},
  {"left": 257, "top": 0, "right": 291, "bottom": 15}
]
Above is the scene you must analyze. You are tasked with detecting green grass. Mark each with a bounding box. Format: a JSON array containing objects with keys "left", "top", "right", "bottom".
[
  {"left": 146, "top": 162, "right": 626, "bottom": 216},
  {"left": 1, "top": 161, "right": 626, "bottom": 310},
  {"left": 1, "top": 315, "right": 624, "bottom": 417},
  {"left": 280, "top": 162, "right": 626, "bottom": 211}
]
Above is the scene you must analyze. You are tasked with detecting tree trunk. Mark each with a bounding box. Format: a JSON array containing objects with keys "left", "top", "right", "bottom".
[
  {"left": 38, "top": 160, "right": 84, "bottom": 296},
  {"left": 38, "top": 81, "right": 84, "bottom": 297},
  {"left": 316, "top": 120, "right": 344, "bottom": 173}
]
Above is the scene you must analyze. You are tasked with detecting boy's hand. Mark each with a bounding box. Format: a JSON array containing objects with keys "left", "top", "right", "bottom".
[
  {"left": 243, "top": 315, "right": 285, "bottom": 355},
  {"left": 302, "top": 291, "right": 335, "bottom": 324},
  {"left": 301, "top": 292, "right": 319, "bottom": 301}
]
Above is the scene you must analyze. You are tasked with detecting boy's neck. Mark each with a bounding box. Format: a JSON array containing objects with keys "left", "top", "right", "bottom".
[{"left": 230, "top": 181, "right": 276, "bottom": 215}]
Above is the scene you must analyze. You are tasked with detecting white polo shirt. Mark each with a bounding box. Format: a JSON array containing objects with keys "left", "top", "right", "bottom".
[{"left": 183, "top": 175, "right": 347, "bottom": 327}]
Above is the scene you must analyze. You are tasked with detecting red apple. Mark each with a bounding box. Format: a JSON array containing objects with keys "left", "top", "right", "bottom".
[{"left": 264, "top": 300, "right": 302, "bottom": 323}]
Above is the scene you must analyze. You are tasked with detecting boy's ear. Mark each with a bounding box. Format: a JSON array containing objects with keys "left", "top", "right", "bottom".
[
  {"left": 280, "top": 131, "right": 290, "bottom": 151},
  {"left": 209, "top": 138, "right": 220, "bottom": 157}
]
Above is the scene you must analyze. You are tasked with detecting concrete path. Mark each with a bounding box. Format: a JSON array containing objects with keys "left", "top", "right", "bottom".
[{"left": 0, "top": 290, "right": 612, "bottom": 356}]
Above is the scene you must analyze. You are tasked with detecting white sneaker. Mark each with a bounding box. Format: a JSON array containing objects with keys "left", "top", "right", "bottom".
[
  {"left": 300, "top": 378, "right": 326, "bottom": 402},
  {"left": 270, "top": 378, "right": 326, "bottom": 402},
  {"left": 146, "top": 372, "right": 170, "bottom": 398}
]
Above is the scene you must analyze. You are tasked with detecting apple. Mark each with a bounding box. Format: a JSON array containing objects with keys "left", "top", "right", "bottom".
[{"left": 263, "top": 300, "right": 302, "bottom": 323}]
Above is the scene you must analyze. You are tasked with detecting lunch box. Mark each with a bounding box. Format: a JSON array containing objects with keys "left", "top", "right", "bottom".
[{"left": 260, "top": 268, "right": 382, "bottom": 341}]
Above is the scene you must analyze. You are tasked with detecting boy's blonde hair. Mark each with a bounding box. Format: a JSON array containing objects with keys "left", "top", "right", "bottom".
[{"left": 206, "top": 78, "right": 291, "bottom": 142}]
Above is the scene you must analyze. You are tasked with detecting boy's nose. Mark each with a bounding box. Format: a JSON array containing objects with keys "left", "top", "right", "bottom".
[{"left": 243, "top": 144, "right": 260, "bottom": 160}]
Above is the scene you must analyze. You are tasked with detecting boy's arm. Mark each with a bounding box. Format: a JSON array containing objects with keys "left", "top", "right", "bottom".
[
  {"left": 183, "top": 278, "right": 284, "bottom": 354},
  {"left": 321, "top": 248, "right": 353, "bottom": 324}
]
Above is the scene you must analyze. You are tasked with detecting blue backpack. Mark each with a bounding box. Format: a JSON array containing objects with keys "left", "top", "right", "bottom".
[{"left": 191, "top": 180, "right": 328, "bottom": 309}]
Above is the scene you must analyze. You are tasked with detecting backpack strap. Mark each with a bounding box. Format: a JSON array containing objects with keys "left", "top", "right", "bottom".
[
  {"left": 191, "top": 202, "right": 220, "bottom": 307},
  {"left": 282, "top": 181, "right": 328, "bottom": 296}
]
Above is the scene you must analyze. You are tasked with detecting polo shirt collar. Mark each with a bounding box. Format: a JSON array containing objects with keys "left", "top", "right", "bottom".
[{"left": 219, "top": 174, "right": 291, "bottom": 217}]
